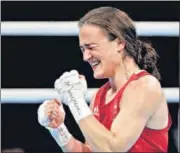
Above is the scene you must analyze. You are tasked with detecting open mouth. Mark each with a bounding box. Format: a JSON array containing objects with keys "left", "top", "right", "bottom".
[{"left": 91, "top": 61, "right": 101, "bottom": 69}]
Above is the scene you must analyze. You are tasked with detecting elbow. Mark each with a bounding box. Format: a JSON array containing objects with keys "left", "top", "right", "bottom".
[{"left": 107, "top": 133, "right": 130, "bottom": 152}]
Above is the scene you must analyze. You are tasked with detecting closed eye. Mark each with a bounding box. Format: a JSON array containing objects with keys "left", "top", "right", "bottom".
[
  {"left": 80, "top": 45, "right": 97, "bottom": 53},
  {"left": 88, "top": 46, "right": 96, "bottom": 51}
]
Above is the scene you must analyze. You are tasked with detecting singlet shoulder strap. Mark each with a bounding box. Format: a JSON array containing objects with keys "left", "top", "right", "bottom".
[
  {"left": 135, "top": 70, "right": 150, "bottom": 79},
  {"left": 116, "top": 70, "right": 150, "bottom": 98},
  {"left": 124, "top": 70, "right": 149, "bottom": 87},
  {"left": 93, "top": 82, "right": 109, "bottom": 107}
]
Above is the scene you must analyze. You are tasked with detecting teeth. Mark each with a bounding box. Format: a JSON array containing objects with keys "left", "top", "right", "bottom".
[{"left": 91, "top": 61, "right": 100, "bottom": 66}]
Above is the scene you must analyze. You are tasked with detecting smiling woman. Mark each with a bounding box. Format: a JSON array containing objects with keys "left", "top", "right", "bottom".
[{"left": 36, "top": 6, "right": 172, "bottom": 153}]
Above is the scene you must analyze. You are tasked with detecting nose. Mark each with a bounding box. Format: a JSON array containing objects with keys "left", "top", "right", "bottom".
[{"left": 83, "top": 49, "right": 92, "bottom": 62}]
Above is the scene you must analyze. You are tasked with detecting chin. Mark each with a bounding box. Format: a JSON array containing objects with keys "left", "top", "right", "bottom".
[{"left": 93, "top": 71, "right": 107, "bottom": 79}]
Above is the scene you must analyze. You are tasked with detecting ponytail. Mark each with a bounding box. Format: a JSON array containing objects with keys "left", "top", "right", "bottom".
[
  {"left": 124, "top": 37, "right": 161, "bottom": 80},
  {"left": 135, "top": 40, "right": 161, "bottom": 80}
]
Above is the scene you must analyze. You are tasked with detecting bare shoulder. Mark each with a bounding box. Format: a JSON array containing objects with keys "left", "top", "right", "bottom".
[
  {"left": 127, "top": 75, "right": 163, "bottom": 97},
  {"left": 120, "top": 75, "right": 164, "bottom": 118}
]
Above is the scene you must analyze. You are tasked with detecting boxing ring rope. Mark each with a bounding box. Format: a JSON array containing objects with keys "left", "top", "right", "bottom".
[
  {"left": 1, "top": 88, "right": 179, "bottom": 104},
  {"left": 1, "top": 21, "right": 179, "bottom": 36}
]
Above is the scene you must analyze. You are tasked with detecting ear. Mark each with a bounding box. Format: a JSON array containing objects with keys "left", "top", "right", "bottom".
[{"left": 116, "top": 39, "right": 125, "bottom": 53}]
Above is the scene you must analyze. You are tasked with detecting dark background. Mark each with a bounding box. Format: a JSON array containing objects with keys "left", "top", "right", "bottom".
[{"left": 1, "top": 1, "right": 179, "bottom": 153}]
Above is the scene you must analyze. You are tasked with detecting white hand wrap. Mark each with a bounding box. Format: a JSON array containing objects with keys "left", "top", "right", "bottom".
[
  {"left": 55, "top": 70, "right": 93, "bottom": 124},
  {"left": 37, "top": 100, "right": 72, "bottom": 147},
  {"left": 68, "top": 93, "right": 92, "bottom": 123},
  {"left": 48, "top": 123, "right": 72, "bottom": 147}
]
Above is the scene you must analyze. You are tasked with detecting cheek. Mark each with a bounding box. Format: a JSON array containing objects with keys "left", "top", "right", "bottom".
[{"left": 104, "top": 52, "right": 120, "bottom": 66}]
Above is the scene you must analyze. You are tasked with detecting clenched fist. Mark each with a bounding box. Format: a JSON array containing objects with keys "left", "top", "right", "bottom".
[
  {"left": 54, "top": 70, "right": 92, "bottom": 123},
  {"left": 37, "top": 99, "right": 65, "bottom": 128},
  {"left": 54, "top": 70, "right": 88, "bottom": 106}
]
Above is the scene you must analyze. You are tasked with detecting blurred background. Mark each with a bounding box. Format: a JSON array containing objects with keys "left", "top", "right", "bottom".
[{"left": 1, "top": 1, "right": 179, "bottom": 153}]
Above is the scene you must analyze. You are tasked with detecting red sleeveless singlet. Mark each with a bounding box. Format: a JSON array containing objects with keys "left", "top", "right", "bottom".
[{"left": 92, "top": 71, "right": 172, "bottom": 152}]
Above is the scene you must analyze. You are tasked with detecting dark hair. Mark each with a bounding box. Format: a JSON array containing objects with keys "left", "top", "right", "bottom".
[{"left": 78, "top": 6, "right": 161, "bottom": 80}]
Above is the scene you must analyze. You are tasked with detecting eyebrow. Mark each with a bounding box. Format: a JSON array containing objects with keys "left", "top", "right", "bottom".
[{"left": 80, "top": 43, "right": 97, "bottom": 51}]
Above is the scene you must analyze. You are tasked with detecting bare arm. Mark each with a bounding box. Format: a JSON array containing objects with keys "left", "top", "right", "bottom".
[{"left": 78, "top": 77, "right": 163, "bottom": 152}]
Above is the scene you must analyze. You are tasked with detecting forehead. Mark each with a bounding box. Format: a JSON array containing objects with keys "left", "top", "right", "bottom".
[{"left": 78, "top": 24, "right": 107, "bottom": 45}]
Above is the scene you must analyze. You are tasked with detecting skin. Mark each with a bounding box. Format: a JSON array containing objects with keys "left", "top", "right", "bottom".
[{"left": 43, "top": 24, "right": 169, "bottom": 152}]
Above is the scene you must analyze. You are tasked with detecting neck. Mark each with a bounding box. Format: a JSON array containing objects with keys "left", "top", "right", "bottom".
[{"left": 108, "top": 59, "right": 141, "bottom": 93}]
